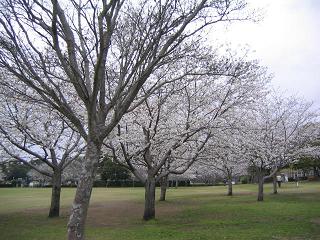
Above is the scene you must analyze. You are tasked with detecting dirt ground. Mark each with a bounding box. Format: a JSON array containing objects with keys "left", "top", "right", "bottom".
[
  {"left": 310, "top": 218, "right": 320, "bottom": 226},
  {"left": 21, "top": 197, "right": 182, "bottom": 228},
  {"left": 85, "top": 199, "right": 182, "bottom": 227}
]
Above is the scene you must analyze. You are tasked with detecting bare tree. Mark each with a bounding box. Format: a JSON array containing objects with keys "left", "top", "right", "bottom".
[{"left": 0, "top": 0, "right": 253, "bottom": 238}]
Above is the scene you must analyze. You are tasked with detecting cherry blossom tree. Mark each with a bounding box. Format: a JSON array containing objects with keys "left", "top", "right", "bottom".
[
  {"left": 293, "top": 122, "right": 320, "bottom": 178},
  {"left": 243, "top": 95, "right": 317, "bottom": 201},
  {"left": 27, "top": 157, "right": 84, "bottom": 186},
  {"left": 106, "top": 83, "right": 214, "bottom": 220},
  {"left": 199, "top": 126, "right": 248, "bottom": 196},
  {"left": 0, "top": 0, "right": 255, "bottom": 238},
  {"left": 0, "top": 94, "right": 85, "bottom": 217},
  {"left": 105, "top": 52, "right": 269, "bottom": 220}
]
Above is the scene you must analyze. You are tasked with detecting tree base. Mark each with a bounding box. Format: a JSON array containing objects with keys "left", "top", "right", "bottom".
[
  {"left": 48, "top": 209, "right": 59, "bottom": 218},
  {"left": 143, "top": 213, "right": 155, "bottom": 221}
]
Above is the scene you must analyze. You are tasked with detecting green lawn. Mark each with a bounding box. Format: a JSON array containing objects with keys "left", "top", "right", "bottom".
[{"left": 0, "top": 182, "right": 319, "bottom": 240}]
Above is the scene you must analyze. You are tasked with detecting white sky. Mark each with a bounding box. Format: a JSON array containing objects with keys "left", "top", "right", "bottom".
[{"left": 215, "top": 0, "right": 320, "bottom": 108}]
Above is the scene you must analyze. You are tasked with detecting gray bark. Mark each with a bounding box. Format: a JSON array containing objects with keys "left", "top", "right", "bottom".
[
  {"left": 49, "top": 168, "right": 62, "bottom": 218},
  {"left": 159, "top": 176, "right": 168, "bottom": 201},
  {"left": 272, "top": 175, "right": 278, "bottom": 194},
  {"left": 257, "top": 174, "right": 264, "bottom": 201},
  {"left": 143, "top": 175, "right": 156, "bottom": 220},
  {"left": 227, "top": 176, "right": 233, "bottom": 196},
  {"left": 67, "top": 141, "right": 101, "bottom": 240}
]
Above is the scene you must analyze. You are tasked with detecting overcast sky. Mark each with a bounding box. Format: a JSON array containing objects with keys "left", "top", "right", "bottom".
[{"left": 216, "top": 0, "right": 320, "bottom": 108}]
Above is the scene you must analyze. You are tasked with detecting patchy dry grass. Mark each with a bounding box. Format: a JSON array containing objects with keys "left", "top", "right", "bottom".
[{"left": 0, "top": 182, "right": 320, "bottom": 240}]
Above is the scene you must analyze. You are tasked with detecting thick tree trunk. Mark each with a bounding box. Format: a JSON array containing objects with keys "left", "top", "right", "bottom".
[
  {"left": 67, "top": 141, "right": 101, "bottom": 240},
  {"left": 227, "top": 176, "right": 233, "bottom": 196},
  {"left": 272, "top": 175, "right": 278, "bottom": 194},
  {"left": 159, "top": 176, "right": 168, "bottom": 201},
  {"left": 257, "top": 175, "right": 264, "bottom": 201},
  {"left": 143, "top": 175, "right": 156, "bottom": 221},
  {"left": 48, "top": 169, "right": 62, "bottom": 218}
]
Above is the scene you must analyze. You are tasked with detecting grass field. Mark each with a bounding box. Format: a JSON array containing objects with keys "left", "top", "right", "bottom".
[{"left": 0, "top": 182, "right": 319, "bottom": 240}]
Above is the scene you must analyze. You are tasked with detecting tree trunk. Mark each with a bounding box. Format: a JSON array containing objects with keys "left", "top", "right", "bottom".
[
  {"left": 227, "top": 176, "right": 233, "bottom": 196},
  {"left": 257, "top": 174, "right": 264, "bottom": 201},
  {"left": 67, "top": 141, "right": 101, "bottom": 240},
  {"left": 272, "top": 174, "right": 278, "bottom": 194},
  {"left": 48, "top": 168, "right": 62, "bottom": 218},
  {"left": 159, "top": 176, "right": 168, "bottom": 201},
  {"left": 143, "top": 175, "right": 156, "bottom": 221}
]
